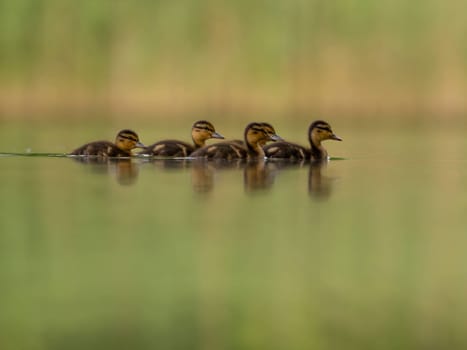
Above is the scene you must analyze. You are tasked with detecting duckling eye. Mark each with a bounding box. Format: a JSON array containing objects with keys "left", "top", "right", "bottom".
[{"left": 195, "top": 128, "right": 211, "bottom": 133}]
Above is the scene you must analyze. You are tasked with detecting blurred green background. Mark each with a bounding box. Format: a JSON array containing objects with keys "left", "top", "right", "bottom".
[
  {"left": 1, "top": 0, "right": 467, "bottom": 120},
  {"left": 3, "top": 2, "right": 467, "bottom": 349}
]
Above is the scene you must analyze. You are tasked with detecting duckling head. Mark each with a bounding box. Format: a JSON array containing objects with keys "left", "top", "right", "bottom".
[
  {"left": 192, "top": 120, "right": 224, "bottom": 147},
  {"left": 259, "top": 122, "right": 283, "bottom": 146},
  {"left": 245, "top": 122, "right": 280, "bottom": 149},
  {"left": 309, "top": 120, "right": 342, "bottom": 147},
  {"left": 114, "top": 129, "right": 145, "bottom": 152}
]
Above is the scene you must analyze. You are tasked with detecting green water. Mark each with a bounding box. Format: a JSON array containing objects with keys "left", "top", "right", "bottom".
[{"left": 1, "top": 121, "right": 467, "bottom": 349}]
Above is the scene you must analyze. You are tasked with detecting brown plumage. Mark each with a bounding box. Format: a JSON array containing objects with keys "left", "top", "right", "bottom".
[
  {"left": 229, "top": 123, "right": 282, "bottom": 148},
  {"left": 70, "top": 129, "right": 144, "bottom": 157},
  {"left": 140, "top": 120, "right": 224, "bottom": 157},
  {"left": 191, "top": 122, "right": 282, "bottom": 160},
  {"left": 264, "top": 120, "right": 342, "bottom": 161}
]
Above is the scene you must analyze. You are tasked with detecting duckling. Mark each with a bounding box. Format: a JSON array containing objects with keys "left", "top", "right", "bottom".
[
  {"left": 140, "top": 120, "right": 224, "bottom": 157},
  {"left": 264, "top": 120, "right": 342, "bottom": 161},
  {"left": 308, "top": 161, "right": 332, "bottom": 199},
  {"left": 230, "top": 122, "right": 282, "bottom": 147},
  {"left": 243, "top": 160, "right": 275, "bottom": 192},
  {"left": 70, "top": 129, "right": 144, "bottom": 157},
  {"left": 191, "top": 122, "right": 282, "bottom": 160},
  {"left": 258, "top": 122, "right": 281, "bottom": 147}
]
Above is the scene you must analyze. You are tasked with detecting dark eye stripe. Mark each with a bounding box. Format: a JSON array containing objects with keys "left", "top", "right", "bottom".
[
  {"left": 196, "top": 126, "right": 214, "bottom": 132},
  {"left": 316, "top": 126, "right": 332, "bottom": 132},
  {"left": 194, "top": 124, "right": 215, "bottom": 132},
  {"left": 121, "top": 134, "right": 138, "bottom": 141}
]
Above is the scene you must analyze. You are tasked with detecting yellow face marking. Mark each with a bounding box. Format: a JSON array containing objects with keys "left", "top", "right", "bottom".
[
  {"left": 246, "top": 127, "right": 270, "bottom": 146},
  {"left": 116, "top": 138, "right": 135, "bottom": 152},
  {"left": 310, "top": 122, "right": 341, "bottom": 146},
  {"left": 192, "top": 128, "right": 213, "bottom": 142},
  {"left": 192, "top": 121, "right": 223, "bottom": 146},
  {"left": 115, "top": 130, "right": 141, "bottom": 152}
]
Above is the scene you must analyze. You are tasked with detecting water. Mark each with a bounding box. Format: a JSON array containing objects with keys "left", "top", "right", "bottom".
[{"left": 1, "top": 120, "right": 467, "bottom": 349}]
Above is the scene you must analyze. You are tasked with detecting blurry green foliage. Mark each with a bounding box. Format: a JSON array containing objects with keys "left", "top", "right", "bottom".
[
  {"left": 0, "top": 0, "right": 466, "bottom": 116},
  {"left": 0, "top": 0, "right": 456, "bottom": 80}
]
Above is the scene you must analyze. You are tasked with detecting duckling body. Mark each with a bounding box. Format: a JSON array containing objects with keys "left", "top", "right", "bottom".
[
  {"left": 263, "top": 142, "right": 311, "bottom": 160},
  {"left": 141, "top": 120, "right": 224, "bottom": 157},
  {"left": 142, "top": 140, "right": 196, "bottom": 157},
  {"left": 70, "top": 129, "right": 144, "bottom": 157},
  {"left": 264, "top": 120, "right": 342, "bottom": 161},
  {"left": 191, "top": 122, "right": 282, "bottom": 160}
]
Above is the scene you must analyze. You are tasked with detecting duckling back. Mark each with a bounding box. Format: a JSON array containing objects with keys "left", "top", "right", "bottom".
[
  {"left": 190, "top": 142, "right": 247, "bottom": 160},
  {"left": 70, "top": 141, "right": 132, "bottom": 157},
  {"left": 141, "top": 140, "right": 194, "bottom": 157},
  {"left": 264, "top": 142, "right": 310, "bottom": 160}
]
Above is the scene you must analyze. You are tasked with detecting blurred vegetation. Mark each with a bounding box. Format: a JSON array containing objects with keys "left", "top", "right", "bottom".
[{"left": 0, "top": 0, "right": 467, "bottom": 119}]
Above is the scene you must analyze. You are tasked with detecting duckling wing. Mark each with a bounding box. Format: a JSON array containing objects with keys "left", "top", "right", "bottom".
[
  {"left": 191, "top": 142, "right": 247, "bottom": 160},
  {"left": 70, "top": 141, "right": 129, "bottom": 157},
  {"left": 140, "top": 140, "right": 194, "bottom": 157},
  {"left": 264, "top": 142, "right": 310, "bottom": 159}
]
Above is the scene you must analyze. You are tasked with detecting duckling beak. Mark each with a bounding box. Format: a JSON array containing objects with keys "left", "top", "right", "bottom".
[
  {"left": 211, "top": 132, "right": 225, "bottom": 139},
  {"left": 269, "top": 134, "right": 283, "bottom": 141},
  {"left": 135, "top": 141, "right": 146, "bottom": 148},
  {"left": 331, "top": 134, "right": 343, "bottom": 141}
]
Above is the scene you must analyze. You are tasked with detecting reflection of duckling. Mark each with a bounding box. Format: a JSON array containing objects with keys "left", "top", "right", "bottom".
[
  {"left": 149, "top": 158, "right": 189, "bottom": 171},
  {"left": 70, "top": 129, "right": 144, "bottom": 157},
  {"left": 111, "top": 159, "right": 139, "bottom": 186},
  {"left": 190, "top": 159, "right": 244, "bottom": 193},
  {"left": 243, "top": 160, "right": 275, "bottom": 193},
  {"left": 191, "top": 160, "right": 215, "bottom": 193},
  {"left": 308, "top": 161, "right": 332, "bottom": 199},
  {"left": 264, "top": 120, "right": 342, "bottom": 161},
  {"left": 71, "top": 157, "right": 140, "bottom": 186},
  {"left": 191, "top": 122, "right": 282, "bottom": 160},
  {"left": 141, "top": 120, "right": 224, "bottom": 157}
]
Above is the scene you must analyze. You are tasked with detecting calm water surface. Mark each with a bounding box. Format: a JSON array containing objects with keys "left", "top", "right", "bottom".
[{"left": 1, "top": 121, "right": 467, "bottom": 349}]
